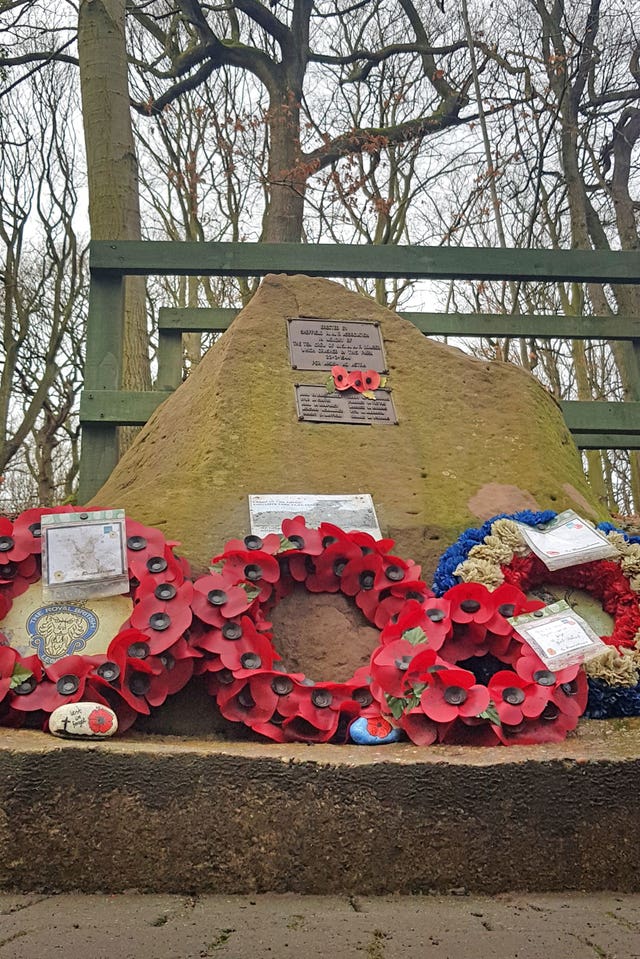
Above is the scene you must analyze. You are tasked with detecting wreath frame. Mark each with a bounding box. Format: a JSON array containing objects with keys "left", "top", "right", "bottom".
[{"left": 0, "top": 507, "right": 196, "bottom": 732}]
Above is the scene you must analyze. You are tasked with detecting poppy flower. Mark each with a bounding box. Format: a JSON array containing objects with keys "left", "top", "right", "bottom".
[
  {"left": 124, "top": 518, "right": 171, "bottom": 582},
  {"left": 515, "top": 648, "right": 580, "bottom": 687},
  {"left": 381, "top": 599, "right": 451, "bottom": 652},
  {"left": 495, "top": 704, "right": 579, "bottom": 745},
  {"left": 347, "top": 370, "right": 366, "bottom": 393},
  {"left": 348, "top": 531, "right": 396, "bottom": 556},
  {"left": 129, "top": 580, "right": 193, "bottom": 652},
  {"left": 550, "top": 671, "right": 588, "bottom": 720},
  {"left": 331, "top": 366, "right": 351, "bottom": 391},
  {"left": 438, "top": 717, "right": 501, "bottom": 747},
  {"left": 191, "top": 571, "right": 259, "bottom": 626},
  {"left": 0, "top": 645, "right": 20, "bottom": 701},
  {"left": 281, "top": 516, "right": 323, "bottom": 555},
  {"left": 303, "top": 538, "right": 364, "bottom": 594},
  {"left": 144, "top": 643, "right": 195, "bottom": 708},
  {"left": 341, "top": 552, "right": 384, "bottom": 597},
  {"left": 282, "top": 710, "right": 341, "bottom": 743},
  {"left": 483, "top": 584, "right": 544, "bottom": 636},
  {"left": 440, "top": 620, "right": 489, "bottom": 663},
  {"left": 0, "top": 553, "right": 39, "bottom": 596},
  {"left": 11, "top": 655, "right": 97, "bottom": 713},
  {"left": 362, "top": 370, "right": 381, "bottom": 392},
  {"left": 447, "top": 582, "right": 497, "bottom": 625},
  {"left": 370, "top": 639, "right": 435, "bottom": 698},
  {"left": 488, "top": 670, "right": 551, "bottom": 725},
  {"left": 0, "top": 514, "right": 41, "bottom": 564},
  {"left": 219, "top": 532, "right": 282, "bottom": 556},
  {"left": 420, "top": 666, "right": 490, "bottom": 723},
  {"left": 199, "top": 616, "right": 278, "bottom": 672},
  {"left": 397, "top": 706, "right": 438, "bottom": 746}
]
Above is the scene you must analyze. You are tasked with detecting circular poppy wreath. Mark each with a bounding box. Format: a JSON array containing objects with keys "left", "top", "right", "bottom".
[
  {"left": 0, "top": 507, "right": 197, "bottom": 733},
  {"left": 432, "top": 512, "right": 640, "bottom": 721},
  {"left": 189, "top": 517, "right": 433, "bottom": 744},
  {"left": 188, "top": 517, "right": 585, "bottom": 746}
]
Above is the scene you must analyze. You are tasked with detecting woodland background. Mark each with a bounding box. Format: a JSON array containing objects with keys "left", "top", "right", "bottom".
[{"left": 1, "top": 0, "right": 639, "bottom": 513}]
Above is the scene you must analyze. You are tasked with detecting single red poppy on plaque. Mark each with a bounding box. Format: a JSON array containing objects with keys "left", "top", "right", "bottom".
[
  {"left": 363, "top": 370, "right": 381, "bottom": 391},
  {"left": 331, "top": 366, "right": 350, "bottom": 390},
  {"left": 347, "top": 370, "right": 366, "bottom": 393}
]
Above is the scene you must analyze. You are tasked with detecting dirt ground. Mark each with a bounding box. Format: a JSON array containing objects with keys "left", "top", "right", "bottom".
[{"left": 1, "top": 892, "right": 639, "bottom": 959}]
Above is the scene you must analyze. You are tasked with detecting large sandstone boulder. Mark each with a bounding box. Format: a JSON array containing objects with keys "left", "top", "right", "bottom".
[{"left": 89, "top": 274, "right": 604, "bottom": 575}]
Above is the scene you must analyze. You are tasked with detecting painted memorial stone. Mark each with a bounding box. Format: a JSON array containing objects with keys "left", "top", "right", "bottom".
[
  {"left": 2, "top": 586, "right": 133, "bottom": 665},
  {"left": 49, "top": 701, "right": 118, "bottom": 738},
  {"left": 349, "top": 715, "right": 402, "bottom": 745}
]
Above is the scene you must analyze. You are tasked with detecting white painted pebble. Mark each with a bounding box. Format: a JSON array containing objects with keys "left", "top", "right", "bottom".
[{"left": 49, "top": 701, "right": 118, "bottom": 738}]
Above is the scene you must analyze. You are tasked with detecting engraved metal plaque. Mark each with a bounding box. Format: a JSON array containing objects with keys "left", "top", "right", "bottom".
[
  {"left": 294, "top": 385, "right": 398, "bottom": 425},
  {"left": 287, "top": 317, "right": 387, "bottom": 372}
]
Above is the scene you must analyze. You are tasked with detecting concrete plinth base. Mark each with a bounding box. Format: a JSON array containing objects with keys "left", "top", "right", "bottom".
[{"left": 1, "top": 720, "right": 639, "bottom": 894}]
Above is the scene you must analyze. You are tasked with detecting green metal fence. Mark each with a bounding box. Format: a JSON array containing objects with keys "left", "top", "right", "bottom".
[{"left": 78, "top": 240, "right": 640, "bottom": 501}]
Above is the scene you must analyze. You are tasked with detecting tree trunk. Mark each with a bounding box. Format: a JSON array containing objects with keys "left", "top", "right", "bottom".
[
  {"left": 77, "top": 0, "right": 150, "bottom": 400},
  {"left": 262, "top": 90, "right": 306, "bottom": 242}
]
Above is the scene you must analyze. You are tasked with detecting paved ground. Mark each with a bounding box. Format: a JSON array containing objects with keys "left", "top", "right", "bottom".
[{"left": 1, "top": 893, "right": 639, "bottom": 958}]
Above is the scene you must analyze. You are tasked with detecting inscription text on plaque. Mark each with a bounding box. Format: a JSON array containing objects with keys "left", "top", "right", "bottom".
[
  {"left": 295, "top": 385, "right": 397, "bottom": 425},
  {"left": 287, "top": 317, "right": 387, "bottom": 372}
]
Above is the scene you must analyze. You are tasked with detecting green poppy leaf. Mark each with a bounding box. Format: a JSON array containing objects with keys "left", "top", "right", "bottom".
[
  {"left": 10, "top": 664, "right": 33, "bottom": 689},
  {"left": 403, "top": 626, "right": 427, "bottom": 646},
  {"left": 478, "top": 702, "right": 501, "bottom": 725}
]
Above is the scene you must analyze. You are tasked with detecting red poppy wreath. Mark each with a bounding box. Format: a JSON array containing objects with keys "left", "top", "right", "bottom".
[
  {"left": 0, "top": 507, "right": 198, "bottom": 732},
  {"left": 189, "top": 517, "right": 433, "bottom": 743}
]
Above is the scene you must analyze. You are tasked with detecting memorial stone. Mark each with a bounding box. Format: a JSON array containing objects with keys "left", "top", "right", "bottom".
[{"left": 90, "top": 274, "right": 605, "bottom": 577}]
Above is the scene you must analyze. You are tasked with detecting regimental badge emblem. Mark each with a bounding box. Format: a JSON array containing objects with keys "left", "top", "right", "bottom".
[{"left": 26, "top": 604, "right": 100, "bottom": 664}]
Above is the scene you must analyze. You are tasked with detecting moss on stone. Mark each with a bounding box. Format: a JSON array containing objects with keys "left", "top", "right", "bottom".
[{"left": 90, "top": 275, "right": 607, "bottom": 575}]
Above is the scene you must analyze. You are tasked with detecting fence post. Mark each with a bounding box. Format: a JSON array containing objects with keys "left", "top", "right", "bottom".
[{"left": 78, "top": 269, "right": 125, "bottom": 502}]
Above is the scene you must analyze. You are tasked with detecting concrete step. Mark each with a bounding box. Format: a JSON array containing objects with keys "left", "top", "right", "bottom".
[{"left": 1, "top": 719, "right": 638, "bottom": 895}]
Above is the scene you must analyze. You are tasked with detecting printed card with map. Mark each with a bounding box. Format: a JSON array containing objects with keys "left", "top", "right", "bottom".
[{"left": 41, "top": 509, "right": 129, "bottom": 601}]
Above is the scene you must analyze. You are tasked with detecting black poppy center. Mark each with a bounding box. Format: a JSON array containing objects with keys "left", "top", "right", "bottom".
[
  {"left": 271, "top": 676, "right": 294, "bottom": 696},
  {"left": 128, "top": 641, "right": 150, "bottom": 659},
  {"left": 0, "top": 562, "right": 17, "bottom": 579},
  {"left": 333, "top": 559, "right": 347, "bottom": 577},
  {"left": 533, "top": 669, "right": 556, "bottom": 686},
  {"left": 147, "top": 556, "right": 168, "bottom": 573},
  {"left": 322, "top": 536, "right": 337, "bottom": 548},
  {"left": 560, "top": 680, "right": 578, "bottom": 696},
  {"left": 311, "top": 689, "right": 333, "bottom": 709},
  {"left": 244, "top": 535, "right": 263, "bottom": 550},
  {"left": 444, "top": 685, "right": 467, "bottom": 706},
  {"left": 541, "top": 703, "right": 560, "bottom": 721},
  {"left": 352, "top": 687, "right": 374, "bottom": 707},
  {"left": 28, "top": 522, "right": 42, "bottom": 538},
  {"left": 503, "top": 686, "right": 525, "bottom": 706},
  {"left": 498, "top": 603, "right": 516, "bottom": 618},
  {"left": 127, "top": 535, "right": 147, "bottom": 551},
  {"left": 222, "top": 622, "right": 243, "bottom": 641},
  {"left": 208, "top": 589, "right": 228, "bottom": 606},
  {"left": 460, "top": 599, "right": 481, "bottom": 614},
  {"left": 149, "top": 612, "right": 171, "bottom": 631},
  {"left": 385, "top": 565, "right": 405, "bottom": 583},
  {"left": 358, "top": 570, "right": 375, "bottom": 590},
  {"left": 218, "top": 668, "right": 234, "bottom": 686},
  {"left": 288, "top": 535, "right": 305, "bottom": 549},
  {"left": 237, "top": 688, "right": 256, "bottom": 709},
  {"left": 0, "top": 536, "right": 14, "bottom": 552},
  {"left": 244, "top": 563, "right": 263, "bottom": 582},
  {"left": 57, "top": 674, "right": 80, "bottom": 696},
  {"left": 426, "top": 607, "right": 445, "bottom": 622},
  {"left": 394, "top": 656, "right": 412, "bottom": 671},
  {"left": 240, "top": 652, "right": 261, "bottom": 669},
  {"left": 128, "top": 673, "right": 151, "bottom": 696},
  {"left": 13, "top": 675, "right": 37, "bottom": 695},
  {"left": 155, "top": 583, "right": 177, "bottom": 601},
  {"left": 97, "top": 661, "right": 120, "bottom": 682},
  {"left": 160, "top": 652, "right": 176, "bottom": 671}
]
